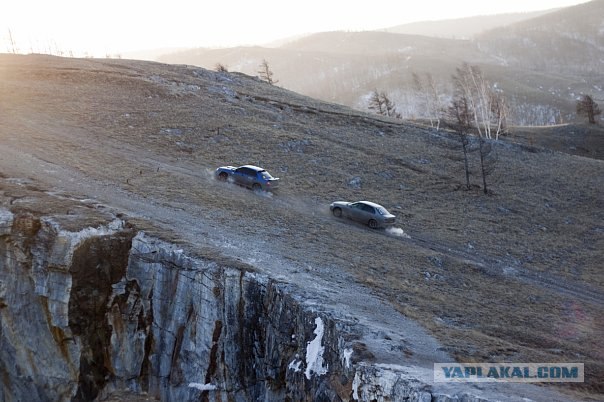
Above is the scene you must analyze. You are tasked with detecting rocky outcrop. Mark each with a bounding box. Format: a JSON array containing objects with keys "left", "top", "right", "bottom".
[
  {"left": 0, "top": 209, "right": 132, "bottom": 401},
  {"left": 104, "top": 233, "right": 356, "bottom": 401},
  {"left": 0, "top": 206, "right": 570, "bottom": 401},
  {"left": 1, "top": 209, "right": 359, "bottom": 401}
]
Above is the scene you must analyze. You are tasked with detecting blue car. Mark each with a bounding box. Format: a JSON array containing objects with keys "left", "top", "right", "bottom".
[{"left": 215, "top": 165, "right": 279, "bottom": 191}]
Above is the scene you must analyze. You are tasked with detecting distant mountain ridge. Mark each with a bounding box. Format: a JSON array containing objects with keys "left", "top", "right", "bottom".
[
  {"left": 157, "top": 0, "right": 604, "bottom": 126},
  {"left": 383, "top": 9, "right": 556, "bottom": 39},
  {"left": 476, "top": 0, "right": 604, "bottom": 74}
]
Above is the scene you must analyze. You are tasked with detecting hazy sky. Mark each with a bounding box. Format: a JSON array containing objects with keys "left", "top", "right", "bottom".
[{"left": 0, "top": 0, "right": 591, "bottom": 56}]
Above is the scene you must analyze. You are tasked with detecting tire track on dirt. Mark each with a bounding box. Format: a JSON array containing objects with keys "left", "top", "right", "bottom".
[
  {"left": 98, "top": 143, "right": 604, "bottom": 309},
  {"left": 405, "top": 234, "right": 604, "bottom": 308}
]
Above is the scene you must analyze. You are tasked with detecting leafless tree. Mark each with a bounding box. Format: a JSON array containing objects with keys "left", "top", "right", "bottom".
[
  {"left": 7, "top": 29, "right": 17, "bottom": 53},
  {"left": 576, "top": 94, "right": 601, "bottom": 124},
  {"left": 368, "top": 90, "right": 384, "bottom": 114},
  {"left": 412, "top": 71, "right": 442, "bottom": 129},
  {"left": 452, "top": 63, "right": 507, "bottom": 140},
  {"left": 215, "top": 63, "right": 228, "bottom": 73},
  {"left": 446, "top": 93, "right": 473, "bottom": 190},
  {"left": 490, "top": 91, "right": 508, "bottom": 139},
  {"left": 445, "top": 80, "right": 497, "bottom": 194},
  {"left": 368, "top": 90, "right": 401, "bottom": 118},
  {"left": 476, "top": 134, "right": 496, "bottom": 194},
  {"left": 257, "top": 59, "right": 278, "bottom": 85},
  {"left": 382, "top": 94, "right": 400, "bottom": 118}
]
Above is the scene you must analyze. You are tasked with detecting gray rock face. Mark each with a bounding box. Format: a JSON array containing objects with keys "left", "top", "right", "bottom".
[
  {"left": 103, "top": 233, "right": 358, "bottom": 401},
  {"left": 0, "top": 211, "right": 354, "bottom": 401},
  {"left": 0, "top": 209, "right": 573, "bottom": 401}
]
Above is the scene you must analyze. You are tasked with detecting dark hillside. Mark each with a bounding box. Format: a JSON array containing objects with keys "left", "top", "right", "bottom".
[
  {"left": 507, "top": 123, "right": 604, "bottom": 160},
  {"left": 476, "top": 0, "right": 604, "bottom": 74}
]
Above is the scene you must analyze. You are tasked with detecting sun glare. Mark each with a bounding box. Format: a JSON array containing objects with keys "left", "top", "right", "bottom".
[{"left": 0, "top": 0, "right": 592, "bottom": 57}]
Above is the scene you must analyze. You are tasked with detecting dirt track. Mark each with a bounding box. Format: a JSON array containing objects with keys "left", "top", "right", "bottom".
[{"left": 1, "top": 54, "right": 603, "bottom": 399}]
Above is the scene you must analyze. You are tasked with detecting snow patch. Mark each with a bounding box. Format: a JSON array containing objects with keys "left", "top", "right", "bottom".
[
  {"left": 342, "top": 348, "right": 353, "bottom": 369},
  {"left": 386, "top": 227, "right": 411, "bottom": 238},
  {"left": 188, "top": 383, "right": 217, "bottom": 391},
  {"left": 288, "top": 359, "right": 302, "bottom": 372},
  {"left": 305, "top": 317, "right": 328, "bottom": 379},
  {"left": 352, "top": 370, "right": 361, "bottom": 400}
]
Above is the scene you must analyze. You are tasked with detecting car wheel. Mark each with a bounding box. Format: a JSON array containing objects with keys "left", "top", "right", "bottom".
[
  {"left": 332, "top": 207, "right": 342, "bottom": 218},
  {"left": 218, "top": 172, "right": 228, "bottom": 181},
  {"left": 252, "top": 183, "right": 262, "bottom": 191},
  {"left": 368, "top": 219, "right": 378, "bottom": 229}
]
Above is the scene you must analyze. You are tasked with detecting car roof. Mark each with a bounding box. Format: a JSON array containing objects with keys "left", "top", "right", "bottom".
[
  {"left": 240, "top": 165, "right": 265, "bottom": 172},
  {"left": 357, "top": 201, "right": 386, "bottom": 209}
]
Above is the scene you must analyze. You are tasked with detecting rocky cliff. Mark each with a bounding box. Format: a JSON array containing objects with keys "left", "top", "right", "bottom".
[
  {"left": 0, "top": 205, "right": 346, "bottom": 401},
  {"left": 0, "top": 183, "right": 578, "bottom": 402},
  {"left": 0, "top": 204, "right": 412, "bottom": 401}
]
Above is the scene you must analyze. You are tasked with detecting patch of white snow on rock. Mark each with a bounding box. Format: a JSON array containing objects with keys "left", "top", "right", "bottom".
[
  {"left": 288, "top": 359, "right": 302, "bottom": 373},
  {"left": 304, "top": 317, "right": 328, "bottom": 379},
  {"left": 188, "top": 383, "right": 218, "bottom": 391}
]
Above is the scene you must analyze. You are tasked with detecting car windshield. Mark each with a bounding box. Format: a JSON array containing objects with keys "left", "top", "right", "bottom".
[
  {"left": 376, "top": 207, "right": 390, "bottom": 215},
  {"left": 260, "top": 171, "right": 273, "bottom": 179}
]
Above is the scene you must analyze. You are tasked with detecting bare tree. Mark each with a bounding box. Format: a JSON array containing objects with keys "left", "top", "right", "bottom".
[
  {"left": 257, "top": 59, "right": 278, "bottom": 85},
  {"left": 368, "top": 90, "right": 400, "bottom": 118},
  {"left": 7, "top": 29, "right": 17, "bottom": 53},
  {"left": 411, "top": 72, "right": 425, "bottom": 117},
  {"left": 452, "top": 63, "right": 507, "bottom": 140},
  {"left": 382, "top": 93, "right": 401, "bottom": 118},
  {"left": 490, "top": 91, "right": 508, "bottom": 139},
  {"left": 477, "top": 134, "right": 496, "bottom": 194},
  {"left": 576, "top": 94, "right": 601, "bottom": 124},
  {"left": 215, "top": 63, "right": 228, "bottom": 73},
  {"left": 452, "top": 64, "right": 479, "bottom": 136},
  {"left": 368, "top": 89, "right": 386, "bottom": 115},
  {"left": 412, "top": 71, "right": 442, "bottom": 129},
  {"left": 446, "top": 93, "right": 473, "bottom": 190},
  {"left": 446, "top": 79, "right": 497, "bottom": 194}
]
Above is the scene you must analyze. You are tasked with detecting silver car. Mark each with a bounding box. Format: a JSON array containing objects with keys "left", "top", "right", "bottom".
[{"left": 330, "top": 201, "right": 396, "bottom": 229}]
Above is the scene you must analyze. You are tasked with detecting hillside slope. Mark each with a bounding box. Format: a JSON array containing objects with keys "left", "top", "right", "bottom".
[
  {"left": 0, "top": 54, "right": 602, "bottom": 399},
  {"left": 158, "top": 1, "right": 604, "bottom": 126},
  {"left": 476, "top": 0, "right": 604, "bottom": 74},
  {"left": 384, "top": 10, "right": 555, "bottom": 39}
]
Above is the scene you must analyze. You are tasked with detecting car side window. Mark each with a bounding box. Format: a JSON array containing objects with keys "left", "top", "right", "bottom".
[
  {"left": 362, "top": 204, "right": 375, "bottom": 214},
  {"left": 237, "top": 167, "right": 255, "bottom": 177}
]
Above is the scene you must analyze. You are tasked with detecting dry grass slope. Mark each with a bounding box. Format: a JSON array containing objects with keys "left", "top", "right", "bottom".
[{"left": 0, "top": 54, "right": 602, "bottom": 399}]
